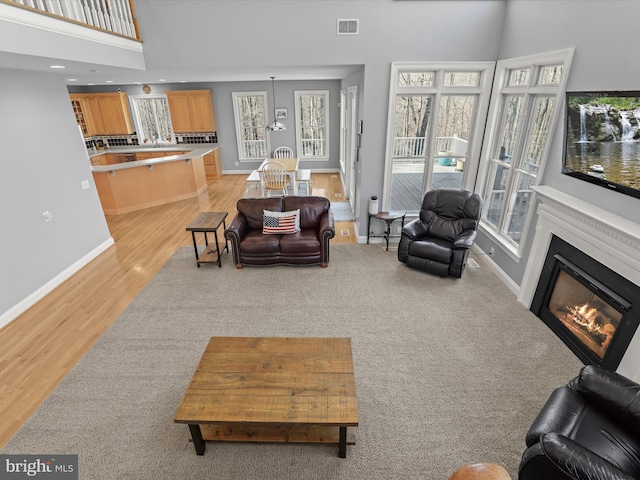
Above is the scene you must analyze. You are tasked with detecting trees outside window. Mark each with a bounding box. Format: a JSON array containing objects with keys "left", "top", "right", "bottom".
[
  {"left": 129, "top": 95, "right": 175, "bottom": 145},
  {"left": 477, "top": 49, "right": 573, "bottom": 257},
  {"left": 295, "top": 91, "right": 329, "bottom": 159},
  {"left": 232, "top": 92, "right": 269, "bottom": 160}
]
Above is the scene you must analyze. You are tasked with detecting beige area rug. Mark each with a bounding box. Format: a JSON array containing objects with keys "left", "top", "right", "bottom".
[{"left": 2, "top": 245, "right": 582, "bottom": 479}]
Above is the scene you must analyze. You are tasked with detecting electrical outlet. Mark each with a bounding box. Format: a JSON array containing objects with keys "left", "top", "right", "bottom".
[
  {"left": 235, "top": 161, "right": 239, "bottom": 166},
  {"left": 489, "top": 247, "right": 495, "bottom": 256},
  {"left": 81, "top": 179, "right": 90, "bottom": 190},
  {"left": 43, "top": 211, "right": 53, "bottom": 222}
]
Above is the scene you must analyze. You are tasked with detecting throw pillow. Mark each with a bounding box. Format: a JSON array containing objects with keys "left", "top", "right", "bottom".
[{"left": 263, "top": 209, "right": 300, "bottom": 235}]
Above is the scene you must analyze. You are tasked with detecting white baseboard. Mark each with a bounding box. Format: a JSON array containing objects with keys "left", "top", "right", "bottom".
[
  {"left": 0, "top": 237, "right": 115, "bottom": 330},
  {"left": 470, "top": 245, "right": 520, "bottom": 297}
]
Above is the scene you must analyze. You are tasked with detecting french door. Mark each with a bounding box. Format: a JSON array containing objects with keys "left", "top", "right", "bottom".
[{"left": 383, "top": 63, "right": 494, "bottom": 213}]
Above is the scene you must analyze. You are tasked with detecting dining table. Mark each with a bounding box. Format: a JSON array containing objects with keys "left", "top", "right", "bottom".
[{"left": 258, "top": 158, "right": 300, "bottom": 196}]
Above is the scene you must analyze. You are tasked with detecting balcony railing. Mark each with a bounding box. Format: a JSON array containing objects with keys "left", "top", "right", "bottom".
[
  {"left": 3, "top": 0, "right": 139, "bottom": 39},
  {"left": 393, "top": 135, "right": 468, "bottom": 158}
]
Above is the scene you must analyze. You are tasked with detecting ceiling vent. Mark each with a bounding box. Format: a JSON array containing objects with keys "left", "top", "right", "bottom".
[{"left": 337, "top": 19, "right": 359, "bottom": 35}]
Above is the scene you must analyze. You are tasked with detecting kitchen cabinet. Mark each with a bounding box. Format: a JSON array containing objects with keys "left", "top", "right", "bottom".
[
  {"left": 70, "top": 95, "right": 94, "bottom": 137},
  {"left": 69, "top": 92, "right": 134, "bottom": 136},
  {"left": 203, "top": 148, "right": 222, "bottom": 180},
  {"left": 166, "top": 90, "right": 216, "bottom": 133}
]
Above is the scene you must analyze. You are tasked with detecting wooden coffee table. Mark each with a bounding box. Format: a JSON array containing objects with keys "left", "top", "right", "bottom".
[{"left": 174, "top": 337, "right": 358, "bottom": 458}]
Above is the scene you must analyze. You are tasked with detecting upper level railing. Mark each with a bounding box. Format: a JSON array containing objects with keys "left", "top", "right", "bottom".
[{"left": 2, "top": 0, "right": 139, "bottom": 40}]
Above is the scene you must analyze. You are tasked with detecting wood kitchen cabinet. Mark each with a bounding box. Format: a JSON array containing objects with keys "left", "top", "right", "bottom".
[
  {"left": 70, "top": 92, "right": 134, "bottom": 136},
  {"left": 166, "top": 90, "right": 216, "bottom": 133},
  {"left": 203, "top": 148, "right": 222, "bottom": 180}
]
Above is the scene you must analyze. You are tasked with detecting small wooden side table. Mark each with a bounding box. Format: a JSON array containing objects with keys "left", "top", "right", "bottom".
[
  {"left": 186, "top": 212, "right": 228, "bottom": 268},
  {"left": 367, "top": 211, "right": 406, "bottom": 251}
]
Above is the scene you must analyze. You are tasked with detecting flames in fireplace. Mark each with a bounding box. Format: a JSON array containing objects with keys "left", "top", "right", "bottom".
[
  {"left": 548, "top": 270, "right": 621, "bottom": 360},
  {"left": 531, "top": 238, "right": 640, "bottom": 370}
]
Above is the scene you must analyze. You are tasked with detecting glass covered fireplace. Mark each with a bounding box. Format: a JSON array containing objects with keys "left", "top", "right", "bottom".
[{"left": 531, "top": 236, "right": 640, "bottom": 370}]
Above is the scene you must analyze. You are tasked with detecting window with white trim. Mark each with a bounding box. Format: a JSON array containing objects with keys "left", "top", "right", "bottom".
[
  {"left": 383, "top": 62, "right": 495, "bottom": 213},
  {"left": 129, "top": 94, "right": 175, "bottom": 145},
  {"left": 295, "top": 90, "right": 329, "bottom": 159},
  {"left": 478, "top": 49, "right": 574, "bottom": 256},
  {"left": 232, "top": 92, "right": 269, "bottom": 160}
]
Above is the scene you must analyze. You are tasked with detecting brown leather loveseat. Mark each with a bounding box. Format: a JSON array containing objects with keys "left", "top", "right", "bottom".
[{"left": 224, "top": 196, "right": 335, "bottom": 268}]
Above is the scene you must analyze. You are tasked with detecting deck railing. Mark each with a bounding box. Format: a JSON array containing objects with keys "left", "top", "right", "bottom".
[
  {"left": 3, "top": 0, "right": 139, "bottom": 39},
  {"left": 393, "top": 135, "right": 468, "bottom": 158}
]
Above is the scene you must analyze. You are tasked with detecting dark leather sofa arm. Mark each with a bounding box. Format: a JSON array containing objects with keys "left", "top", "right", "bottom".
[
  {"left": 525, "top": 387, "right": 586, "bottom": 447},
  {"left": 569, "top": 365, "right": 640, "bottom": 432},
  {"left": 398, "top": 219, "right": 428, "bottom": 263},
  {"left": 453, "top": 229, "right": 477, "bottom": 249},
  {"left": 319, "top": 211, "right": 335, "bottom": 240},
  {"left": 400, "top": 218, "right": 429, "bottom": 240},
  {"left": 224, "top": 214, "right": 248, "bottom": 265},
  {"left": 319, "top": 211, "right": 335, "bottom": 264},
  {"left": 519, "top": 433, "right": 636, "bottom": 480}
]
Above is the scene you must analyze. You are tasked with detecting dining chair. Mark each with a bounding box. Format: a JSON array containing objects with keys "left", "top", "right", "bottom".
[
  {"left": 296, "top": 169, "right": 312, "bottom": 196},
  {"left": 245, "top": 170, "right": 261, "bottom": 197},
  {"left": 273, "top": 146, "right": 294, "bottom": 158},
  {"left": 259, "top": 161, "right": 289, "bottom": 197}
]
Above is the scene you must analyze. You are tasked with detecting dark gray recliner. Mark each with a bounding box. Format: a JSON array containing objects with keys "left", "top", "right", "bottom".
[{"left": 397, "top": 188, "right": 482, "bottom": 278}]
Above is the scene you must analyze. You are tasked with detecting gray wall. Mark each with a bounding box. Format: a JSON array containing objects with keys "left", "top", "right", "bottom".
[
  {"left": 0, "top": 69, "right": 111, "bottom": 319},
  {"left": 475, "top": 0, "right": 640, "bottom": 286},
  {"left": 134, "top": 0, "right": 507, "bottom": 229}
]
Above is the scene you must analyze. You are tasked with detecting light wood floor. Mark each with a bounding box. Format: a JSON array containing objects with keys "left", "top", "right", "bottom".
[{"left": 0, "top": 172, "right": 355, "bottom": 448}]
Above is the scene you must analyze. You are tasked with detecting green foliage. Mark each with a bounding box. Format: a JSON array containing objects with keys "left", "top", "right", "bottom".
[{"left": 568, "top": 95, "right": 640, "bottom": 111}]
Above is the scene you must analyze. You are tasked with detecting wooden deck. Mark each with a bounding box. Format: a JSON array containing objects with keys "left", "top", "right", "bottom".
[{"left": 390, "top": 163, "right": 464, "bottom": 212}]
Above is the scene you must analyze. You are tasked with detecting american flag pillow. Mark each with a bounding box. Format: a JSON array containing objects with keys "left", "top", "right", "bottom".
[{"left": 262, "top": 209, "right": 300, "bottom": 235}]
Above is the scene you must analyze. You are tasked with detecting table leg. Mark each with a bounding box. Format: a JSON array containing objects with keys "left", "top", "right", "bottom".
[
  {"left": 213, "top": 231, "right": 222, "bottom": 268},
  {"left": 338, "top": 426, "right": 347, "bottom": 458},
  {"left": 191, "top": 232, "right": 200, "bottom": 268},
  {"left": 188, "top": 424, "right": 206, "bottom": 455},
  {"left": 384, "top": 220, "right": 392, "bottom": 251}
]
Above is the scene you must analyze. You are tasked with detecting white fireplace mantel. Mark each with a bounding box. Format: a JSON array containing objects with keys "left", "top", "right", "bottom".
[{"left": 519, "top": 186, "right": 640, "bottom": 381}]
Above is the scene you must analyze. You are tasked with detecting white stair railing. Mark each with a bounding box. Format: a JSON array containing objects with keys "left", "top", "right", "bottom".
[{"left": 3, "top": 0, "right": 139, "bottom": 39}]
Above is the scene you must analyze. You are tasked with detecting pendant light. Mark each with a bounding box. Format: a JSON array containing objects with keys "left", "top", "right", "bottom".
[{"left": 266, "top": 76, "right": 286, "bottom": 132}]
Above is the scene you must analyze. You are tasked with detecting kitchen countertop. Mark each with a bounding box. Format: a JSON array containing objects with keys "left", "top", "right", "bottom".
[{"left": 90, "top": 144, "right": 218, "bottom": 173}]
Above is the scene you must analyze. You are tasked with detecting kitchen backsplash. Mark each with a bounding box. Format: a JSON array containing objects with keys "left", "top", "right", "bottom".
[{"left": 84, "top": 132, "right": 218, "bottom": 150}]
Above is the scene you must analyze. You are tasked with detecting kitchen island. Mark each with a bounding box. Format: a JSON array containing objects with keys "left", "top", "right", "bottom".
[{"left": 90, "top": 146, "right": 216, "bottom": 215}]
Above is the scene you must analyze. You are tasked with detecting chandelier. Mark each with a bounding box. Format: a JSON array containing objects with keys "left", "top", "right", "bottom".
[{"left": 266, "top": 76, "right": 286, "bottom": 132}]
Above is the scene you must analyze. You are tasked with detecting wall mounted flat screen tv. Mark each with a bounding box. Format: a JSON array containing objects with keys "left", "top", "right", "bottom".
[{"left": 563, "top": 91, "right": 640, "bottom": 200}]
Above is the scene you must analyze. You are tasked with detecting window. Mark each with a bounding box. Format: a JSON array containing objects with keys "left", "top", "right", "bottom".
[
  {"left": 383, "top": 63, "right": 495, "bottom": 213},
  {"left": 232, "top": 92, "right": 269, "bottom": 160},
  {"left": 129, "top": 95, "right": 175, "bottom": 144},
  {"left": 295, "top": 91, "right": 329, "bottom": 159},
  {"left": 477, "top": 49, "right": 574, "bottom": 257}
]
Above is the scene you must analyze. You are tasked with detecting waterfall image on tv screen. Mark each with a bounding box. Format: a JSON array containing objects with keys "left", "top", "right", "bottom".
[{"left": 563, "top": 91, "right": 640, "bottom": 199}]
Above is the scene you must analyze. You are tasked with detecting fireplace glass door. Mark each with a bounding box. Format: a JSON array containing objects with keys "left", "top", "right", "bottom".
[{"left": 547, "top": 269, "right": 623, "bottom": 360}]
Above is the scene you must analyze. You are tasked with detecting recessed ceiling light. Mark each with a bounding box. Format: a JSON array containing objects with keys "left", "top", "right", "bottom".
[
  {"left": 49, "top": 65, "right": 66, "bottom": 69},
  {"left": 158, "top": 79, "right": 167, "bottom": 82},
  {"left": 68, "top": 78, "right": 78, "bottom": 82},
  {"left": 105, "top": 80, "right": 114, "bottom": 83},
  {"left": 88, "top": 83, "right": 95, "bottom": 85},
  {"left": 180, "top": 80, "right": 187, "bottom": 83},
  {"left": 133, "top": 82, "right": 142, "bottom": 85}
]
